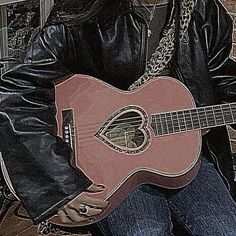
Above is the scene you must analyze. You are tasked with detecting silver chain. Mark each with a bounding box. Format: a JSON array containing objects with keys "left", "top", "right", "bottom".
[
  {"left": 133, "top": 0, "right": 158, "bottom": 37},
  {"left": 147, "top": 4, "right": 157, "bottom": 37},
  {"left": 128, "top": 0, "right": 196, "bottom": 91}
]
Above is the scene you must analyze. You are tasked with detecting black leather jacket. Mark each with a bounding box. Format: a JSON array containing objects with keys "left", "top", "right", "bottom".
[{"left": 0, "top": 0, "right": 236, "bottom": 224}]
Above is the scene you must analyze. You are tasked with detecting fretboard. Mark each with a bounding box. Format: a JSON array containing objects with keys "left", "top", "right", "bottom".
[{"left": 151, "top": 103, "right": 236, "bottom": 136}]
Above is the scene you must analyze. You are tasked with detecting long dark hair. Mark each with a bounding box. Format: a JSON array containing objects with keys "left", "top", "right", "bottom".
[{"left": 47, "top": 0, "right": 131, "bottom": 25}]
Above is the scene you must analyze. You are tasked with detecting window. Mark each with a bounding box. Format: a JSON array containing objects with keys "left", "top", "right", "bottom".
[{"left": 0, "top": 0, "right": 54, "bottom": 75}]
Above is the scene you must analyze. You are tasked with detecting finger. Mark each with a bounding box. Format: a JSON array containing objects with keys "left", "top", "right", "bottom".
[
  {"left": 86, "top": 207, "right": 103, "bottom": 216},
  {"left": 81, "top": 195, "right": 109, "bottom": 209},
  {"left": 57, "top": 209, "right": 72, "bottom": 223},
  {"left": 80, "top": 206, "right": 103, "bottom": 217},
  {"left": 69, "top": 194, "right": 109, "bottom": 209},
  {"left": 67, "top": 202, "right": 103, "bottom": 217},
  {"left": 86, "top": 183, "right": 106, "bottom": 193},
  {"left": 64, "top": 207, "right": 93, "bottom": 223}
]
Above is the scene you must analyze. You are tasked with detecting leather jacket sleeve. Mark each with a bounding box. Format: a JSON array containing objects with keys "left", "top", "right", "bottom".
[
  {"left": 196, "top": 0, "right": 236, "bottom": 103},
  {"left": 195, "top": 0, "right": 236, "bottom": 197},
  {"left": 0, "top": 24, "right": 92, "bottom": 224}
]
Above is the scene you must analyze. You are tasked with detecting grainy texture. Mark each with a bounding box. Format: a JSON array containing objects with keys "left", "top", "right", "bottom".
[
  {"left": 221, "top": 1, "right": 236, "bottom": 154},
  {"left": 0, "top": 1, "right": 236, "bottom": 236},
  {"left": 0, "top": 201, "right": 39, "bottom": 236},
  {"left": 221, "top": 0, "right": 236, "bottom": 59}
]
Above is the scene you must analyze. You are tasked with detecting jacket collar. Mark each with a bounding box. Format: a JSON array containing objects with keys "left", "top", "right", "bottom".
[
  {"left": 129, "top": 0, "right": 195, "bottom": 38},
  {"left": 128, "top": 0, "right": 196, "bottom": 90}
]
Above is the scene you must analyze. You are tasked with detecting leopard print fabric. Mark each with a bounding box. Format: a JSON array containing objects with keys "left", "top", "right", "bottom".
[
  {"left": 179, "top": 0, "right": 196, "bottom": 40},
  {"left": 37, "top": 0, "right": 196, "bottom": 235},
  {"left": 128, "top": 0, "right": 196, "bottom": 91},
  {"left": 37, "top": 220, "right": 71, "bottom": 235}
]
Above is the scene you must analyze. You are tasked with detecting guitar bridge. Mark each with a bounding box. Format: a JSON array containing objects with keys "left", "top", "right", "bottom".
[{"left": 62, "top": 109, "right": 75, "bottom": 151}]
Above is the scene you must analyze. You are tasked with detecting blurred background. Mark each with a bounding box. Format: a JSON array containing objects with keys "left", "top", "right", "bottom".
[{"left": 0, "top": 0, "right": 54, "bottom": 72}]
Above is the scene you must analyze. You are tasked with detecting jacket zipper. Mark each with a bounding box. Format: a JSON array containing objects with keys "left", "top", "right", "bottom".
[{"left": 133, "top": 11, "right": 149, "bottom": 75}]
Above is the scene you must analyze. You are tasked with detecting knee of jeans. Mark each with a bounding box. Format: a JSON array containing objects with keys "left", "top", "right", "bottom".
[
  {"left": 220, "top": 223, "right": 236, "bottom": 236},
  {"left": 195, "top": 214, "right": 236, "bottom": 236},
  {"left": 213, "top": 228, "right": 236, "bottom": 236},
  {"left": 127, "top": 222, "right": 172, "bottom": 236},
  {"left": 131, "top": 229, "right": 168, "bottom": 236}
]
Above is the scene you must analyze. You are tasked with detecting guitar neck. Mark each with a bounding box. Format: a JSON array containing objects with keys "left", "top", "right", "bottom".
[{"left": 151, "top": 102, "right": 236, "bottom": 136}]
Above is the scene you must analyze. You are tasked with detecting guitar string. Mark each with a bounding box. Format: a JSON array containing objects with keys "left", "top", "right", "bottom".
[
  {"left": 68, "top": 110, "right": 235, "bottom": 135},
  {"left": 68, "top": 108, "right": 235, "bottom": 136},
  {"left": 67, "top": 117, "right": 235, "bottom": 143},
  {"left": 70, "top": 112, "right": 232, "bottom": 138},
  {"left": 60, "top": 105, "right": 236, "bottom": 144},
  {"left": 69, "top": 116, "right": 236, "bottom": 147},
  {"left": 64, "top": 112, "right": 236, "bottom": 148},
  {"left": 66, "top": 111, "right": 235, "bottom": 143},
  {"left": 62, "top": 104, "right": 236, "bottom": 129},
  {"left": 68, "top": 122, "right": 226, "bottom": 147},
  {"left": 72, "top": 115, "right": 230, "bottom": 136}
]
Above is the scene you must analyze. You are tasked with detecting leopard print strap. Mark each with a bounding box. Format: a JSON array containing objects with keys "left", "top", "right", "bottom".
[
  {"left": 37, "top": 220, "right": 91, "bottom": 235},
  {"left": 37, "top": 1, "right": 196, "bottom": 235},
  {"left": 37, "top": 220, "right": 72, "bottom": 235},
  {"left": 128, "top": 0, "right": 196, "bottom": 91}
]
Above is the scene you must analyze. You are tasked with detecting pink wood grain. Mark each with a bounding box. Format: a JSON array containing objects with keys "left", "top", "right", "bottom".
[{"left": 50, "top": 75, "right": 201, "bottom": 227}]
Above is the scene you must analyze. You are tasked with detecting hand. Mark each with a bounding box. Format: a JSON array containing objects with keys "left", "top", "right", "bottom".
[{"left": 57, "top": 183, "right": 109, "bottom": 224}]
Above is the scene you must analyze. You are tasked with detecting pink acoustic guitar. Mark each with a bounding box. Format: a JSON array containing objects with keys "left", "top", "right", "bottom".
[{"left": 49, "top": 74, "right": 236, "bottom": 227}]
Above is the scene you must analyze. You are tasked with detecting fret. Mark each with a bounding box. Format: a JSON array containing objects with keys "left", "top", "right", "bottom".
[
  {"left": 183, "top": 110, "right": 193, "bottom": 130},
  {"left": 205, "top": 107, "right": 216, "bottom": 126},
  {"left": 151, "top": 103, "right": 236, "bottom": 137},
  {"left": 171, "top": 111, "right": 180, "bottom": 132},
  {"left": 190, "top": 109, "right": 200, "bottom": 129},
  {"left": 155, "top": 114, "right": 163, "bottom": 135},
  {"left": 220, "top": 105, "right": 226, "bottom": 124},
  {"left": 166, "top": 112, "right": 174, "bottom": 133},
  {"left": 222, "top": 104, "right": 233, "bottom": 124},
  {"left": 177, "top": 111, "right": 186, "bottom": 131},
  {"left": 213, "top": 105, "right": 224, "bottom": 125},
  {"left": 160, "top": 113, "right": 168, "bottom": 134},
  {"left": 151, "top": 115, "right": 158, "bottom": 136},
  {"left": 197, "top": 108, "right": 208, "bottom": 128},
  {"left": 230, "top": 103, "right": 236, "bottom": 122}
]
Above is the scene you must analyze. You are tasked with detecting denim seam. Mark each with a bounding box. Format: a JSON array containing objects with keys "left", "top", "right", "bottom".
[
  {"left": 164, "top": 196, "right": 174, "bottom": 234},
  {"left": 168, "top": 200, "right": 195, "bottom": 235}
]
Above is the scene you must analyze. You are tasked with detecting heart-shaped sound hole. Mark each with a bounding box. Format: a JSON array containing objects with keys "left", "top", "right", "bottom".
[{"left": 95, "top": 106, "right": 150, "bottom": 154}]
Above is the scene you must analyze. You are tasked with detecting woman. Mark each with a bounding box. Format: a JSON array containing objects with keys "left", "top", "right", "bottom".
[{"left": 0, "top": 0, "right": 236, "bottom": 235}]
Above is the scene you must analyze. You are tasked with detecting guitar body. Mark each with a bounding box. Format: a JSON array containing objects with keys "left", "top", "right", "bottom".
[{"left": 50, "top": 75, "right": 202, "bottom": 226}]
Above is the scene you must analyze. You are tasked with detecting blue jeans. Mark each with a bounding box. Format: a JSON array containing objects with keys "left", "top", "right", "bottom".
[{"left": 98, "top": 158, "right": 236, "bottom": 236}]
